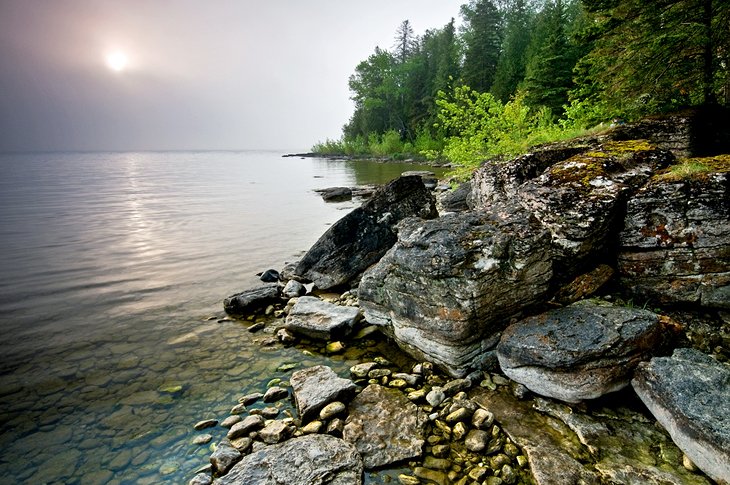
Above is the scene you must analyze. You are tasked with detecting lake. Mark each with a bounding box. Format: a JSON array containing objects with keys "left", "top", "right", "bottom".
[{"left": 0, "top": 151, "right": 446, "bottom": 484}]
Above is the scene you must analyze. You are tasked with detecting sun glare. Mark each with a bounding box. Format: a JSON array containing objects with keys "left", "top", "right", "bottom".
[{"left": 105, "top": 51, "right": 129, "bottom": 72}]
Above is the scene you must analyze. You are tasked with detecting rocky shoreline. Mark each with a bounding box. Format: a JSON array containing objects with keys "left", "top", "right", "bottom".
[{"left": 190, "top": 112, "right": 729, "bottom": 485}]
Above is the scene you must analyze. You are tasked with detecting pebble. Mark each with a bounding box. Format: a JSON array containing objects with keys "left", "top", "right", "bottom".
[
  {"left": 432, "top": 444, "right": 450, "bottom": 458},
  {"left": 326, "top": 418, "right": 345, "bottom": 437},
  {"left": 442, "top": 378, "right": 471, "bottom": 396},
  {"left": 301, "top": 420, "right": 324, "bottom": 434},
  {"left": 227, "top": 414, "right": 265, "bottom": 440},
  {"left": 248, "top": 322, "right": 265, "bottom": 333},
  {"left": 368, "top": 368, "right": 391, "bottom": 379},
  {"left": 408, "top": 389, "right": 427, "bottom": 402},
  {"left": 350, "top": 362, "right": 379, "bottom": 378},
  {"left": 389, "top": 378, "right": 408, "bottom": 388},
  {"left": 452, "top": 421, "right": 468, "bottom": 441},
  {"left": 276, "top": 328, "right": 297, "bottom": 344},
  {"left": 238, "top": 392, "right": 263, "bottom": 406},
  {"left": 192, "top": 434, "right": 212, "bottom": 445},
  {"left": 445, "top": 407, "right": 472, "bottom": 423},
  {"left": 220, "top": 415, "right": 242, "bottom": 428},
  {"left": 472, "top": 408, "right": 494, "bottom": 429},
  {"left": 468, "top": 466, "right": 488, "bottom": 481},
  {"left": 229, "top": 437, "right": 252, "bottom": 452},
  {"left": 326, "top": 341, "right": 344, "bottom": 353},
  {"left": 426, "top": 388, "right": 446, "bottom": 407},
  {"left": 465, "top": 429, "right": 489, "bottom": 452},
  {"left": 263, "top": 386, "right": 288, "bottom": 403},
  {"left": 423, "top": 456, "right": 451, "bottom": 470},
  {"left": 319, "top": 401, "right": 346, "bottom": 420},
  {"left": 398, "top": 474, "right": 420, "bottom": 485},
  {"left": 260, "top": 406, "right": 280, "bottom": 419},
  {"left": 230, "top": 403, "right": 247, "bottom": 415},
  {"left": 414, "top": 467, "right": 448, "bottom": 485},
  {"left": 193, "top": 419, "right": 217, "bottom": 431}
]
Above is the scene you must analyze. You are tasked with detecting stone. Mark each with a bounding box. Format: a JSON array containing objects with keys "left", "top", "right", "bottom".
[
  {"left": 237, "top": 392, "right": 263, "bottom": 406},
  {"left": 259, "top": 269, "right": 280, "bottom": 282},
  {"left": 413, "top": 467, "right": 448, "bottom": 485},
  {"left": 452, "top": 421, "right": 468, "bottom": 441},
  {"left": 290, "top": 365, "right": 357, "bottom": 423},
  {"left": 618, "top": 170, "right": 730, "bottom": 309},
  {"left": 282, "top": 280, "right": 305, "bottom": 298},
  {"left": 210, "top": 439, "right": 242, "bottom": 476},
  {"left": 397, "top": 474, "right": 421, "bottom": 485},
  {"left": 423, "top": 456, "right": 451, "bottom": 470},
  {"left": 318, "top": 186, "right": 353, "bottom": 202},
  {"left": 445, "top": 407, "right": 472, "bottom": 423},
  {"left": 442, "top": 378, "right": 471, "bottom": 396},
  {"left": 258, "top": 420, "right": 293, "bottom": 444},
  {"left": 326, "top": 341, "right": 345, "bottom": 353},
  {"left": 294, "top": 176, "right": 438, "bottom": 290},
  {"left": 426, "top": 388, "right": 446, "bottom": 407},
  {"left": 227, "top": 415, "right": 265, "bottom": 440},
  {"left": 440, "top": 180, "right": 471, "bottom": 212},
  {"left": 194, "top": 419, "right": 218, "bottom": 431},
  {"left": 552, "top": 264, "right": 615, "bottom": 305},
  {"left": 343, "top": 384, "right": 428, "bottom": 468},
  {"left": 275, "top": 328, "right": 297, "bottom": 344},
  {"left": 229, "top": 437, "right": 252, "bottom": 452},
  {"left": 300, "top": 420, "right": 323, "bottom": 434},
  {"left": 189, "top": 473, "right": 212, "bottom": 485},
  {"left": 472, "top": 408, "right": 494, "bottom": 430},
  {"left": 350, "top": 362, "right": 378, "bottom": 379},
  {"left": 360, "top": 205, "right": 552, "bottom": 376},
  {"left": 497, "top": 300, "right": 665, "bottom": 402},
  {"left": 213, "top": 434, "right": 363, "bottom": 485},
  {"left": 193, "top": 434, "right": 213, "bottom": 445},
  {"left": 220, "top": 415, "right": 242, "bottom": 428},
  {"left": 319, "top": 401, "right": 346, "bottom": 420},
  {"left": 259, "top": 407, "right": 280, "bottom": 419},
  {"left": 262, "top": 386, "right": 288, "bottom": 403},
  {"left": 465, "top": 429, "right": 490, "bottom": 452},
  {"left": 632, "top": 348, "right": 730, "bottom": 484},
  {"left": 326, "top": 418, "right": 345, "bottom": 438},
  {"left": 224, "top": 284, "right": 281, "bottom": 316},
  {"left": 230, "top": 403, "right": 246, "bottom": 415},
  {"left": 284, "top": 296, "right": 361, "bottom": 340}
]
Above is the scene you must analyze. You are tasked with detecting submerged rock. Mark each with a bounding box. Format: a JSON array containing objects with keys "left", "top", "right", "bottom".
[
  {"left": 213, "top": 434, "right": 363, "bottom": 485},
  {"left": 343, "top": 384, "right": 427, "bottom": 468},
  {"left": 497, "top": 300, "right": 665, "bottom": 402},
  {"left": 283, "top": 296, "right": 360, "bottom": 340},
  {"left": 632, "top": 348, "right": 730, "bottom": 484},
  {"left": 223, "top": 285, "right": 281, "bottom": 316},
  {"left": 290, "top": 365, "right": 356, "bottom": 423},
  {"left": 360, "top": 204, "right": 552, "bottom": 376},
  {"left": 294, "top": 175, "right": 438, "bottom": 290}
]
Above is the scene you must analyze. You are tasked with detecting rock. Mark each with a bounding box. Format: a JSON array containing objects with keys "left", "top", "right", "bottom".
[
  {"left": 229, "top": 437, "right": 252, "bottom": 452},
  {"left": 618, "top": 169, "right": 730, "bottom": 308},
  {"left": 282, "top": 280, "right": 305, "bottom": 298},
  {"left": 442, "top": 378, "right": 471, "bottom": 396},
  {"left": 350, "top": 362, "right": 378, "bottom": 379},
  {"left": 319, "top": 186, "right": 353, "bottom": 202},
  {"left": 258, "top": 420, "right": 293, "bottom": 444},
  {"left": 445, "top": 407, "right": 472, "bottom": 423},
  {"left": 497, "top": 300, "right": 666, "bottom": 402},
  {"left": 290, "top": 365, "right": 357, "bottom": 423},
  {"left": 301, "top": 420, "right": 323, "bottom": 434},
  {"left": 259, "top": 269, "right": 280, "bottom": 283},
  {"left": 213, "top": 434, "right": 363, "bottom": 485},
  {"left": 440, "top": 180, "right": 471, "bottom": 212},
  {"left": 472, "top": 408, "right": 494, "bottom": 429},
  {"left": 413, "top": 467, "right": 448, "bottom": 485},
  {"left": 237, "top": 392, "right": 263, "bottom": 406},
  {"left": 230, "top": 403, "right": 246, "bottom": 415},
  {"left": 326, "top": 341, "right": 345, "bottom": 353},
  {"left": 189, "top": 473, "right": 212, "bottom": 485},
  {"left": 262, "top": 386, "right": 288, "bottom": 403},
  {"left": 452, "top": 422, "right": 468, "bottom": 441},
  {"left": 194, "top": 419, "right": 218, "bottom": 431},
  {"left": 210, "top": 439, "right": 242, "bottom": 476},
  {"left": 319, "top": 401, "right": 346, "bottom": 420},
  {"left": 552, "top": 264, "right": 615, "bottom": 305},
  {"left": 193, "top": 434, "right": 213, "bottom": 445},
  {"left": 632, "top": 348, "right": 730, "bottom": 484},
  {"left": 294, "top": 176, "right": 438, "bottom": 290},
  {"left": 220, "top": 415, "right": 242, "bottom": 428},
  {"left": 227, "top": 415, "right": 265, "bottom": 440},
  {"left": 426, "top": 388, "right": 446, "bottom": 407},
  {"left": 224, "top": 285, "right": 281, "bottom": 316},
  {"left": 343, "top": 384, "right": 428, "bottom": 468},
  {"left": 284, "top": 296, "right": 361, "bottom": 340},
  {"left": 398, "top": 474, "right": 421, "bottom": 485},
  {"left": 275, "top": 328, "right": 297, "bottom": 344},
  {"left": 326, "top": 418, "right": 345, "bottom": 438},
  {"left": 360, "top": 206, "right": 552, "bottom": 376}
]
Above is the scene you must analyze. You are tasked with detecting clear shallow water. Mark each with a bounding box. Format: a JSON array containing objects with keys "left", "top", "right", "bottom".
[{"left": 0, "top": 151, "right": 445, "bottom": 484}]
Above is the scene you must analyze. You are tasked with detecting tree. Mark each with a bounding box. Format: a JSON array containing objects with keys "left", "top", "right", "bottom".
[
  {"left": 491, "top": 0, "right": 536, "bottom": 102},
  {"left": 393, "top": 20, "right": 419, "bottom": 64},
  {"left": 461, "top": 0, "right": 503, "bottom": 93}
]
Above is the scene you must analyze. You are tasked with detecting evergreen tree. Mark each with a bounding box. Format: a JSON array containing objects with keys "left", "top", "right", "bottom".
[
  {"left": 393, "top": 20, "right": 419, "bottom": 64},
  {"left": 491, "top": 0, "right": 536, "bottom": 102},
  {"left": 461, "top": 0, "right": 503, "bottom": 93}
]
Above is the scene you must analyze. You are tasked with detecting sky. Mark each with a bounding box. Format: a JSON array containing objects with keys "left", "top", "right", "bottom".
[{"left": 0, "top": 1, "right": 464, "bottom": 152}]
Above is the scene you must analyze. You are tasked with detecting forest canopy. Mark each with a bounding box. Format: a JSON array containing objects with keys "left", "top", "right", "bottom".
[{"left": 314, "top": 0, "right": 729, "bottom": 170}]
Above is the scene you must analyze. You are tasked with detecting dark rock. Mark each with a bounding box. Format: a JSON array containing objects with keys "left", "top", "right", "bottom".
[
  {"left": 262, "top": 386, "right": 288, "bottom": 403},
  {"left": 290, "top": 365, "right": 357, "bottom": 423},
  {"left": 440, "top": 180, "right": 471, "bottom": 212},
  {"left": 618, "top": 170, "right": 730, "bottom": 309},
  {"left": 552, "top": 264, "right": 615, "bottom": 305},
  {"left": 283, "top": 296, "right": 360, "bottom": 340},
  {"left": 318, "top": 186, "right": 353, "bottom": 202},
  {"left": 189, "top": 473, "right": 212, "bottom": 485},
  {"left": 212, "top": 434, "right": 363, "bottom": 485},
  {"left": 224, "top": 285, "right": 281, "bottom": 316},
  {"left": 497, "top": 300, "right": 665, "bottom": 402},
  {"left": 359, "top": 205, "right": 552, "bottom": 376},
  {"left": 210, "top": 439, "right": 242, "bottom": 476},
  {"left": 259, "top": 269, "right": 280, "bottom": 283},
  {"left": 343, "top": 384, "right": 428, "bottom": 468},
  {"left": 194, "top": 419, "right": 218, "bottom": 431},
  {"left": 326, "top": 417, "right": 345, "bottom": 438},
  {"left": 294, "top": 176, "right": 438, "bottom": 290},
  {"left": 632, "top": 348, "right": 730, "bottom": 484}
]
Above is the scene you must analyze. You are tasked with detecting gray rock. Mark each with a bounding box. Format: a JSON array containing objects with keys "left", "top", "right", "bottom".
[
  {"left": 284, "top": 296, "right": 361, "bottom": 340},
  {"left": 262, "top": 386, "right": 288, "bottom": 403},
  {"left": 223, "top": 284, "right": 281, "bottom": 316},
  {"left": 227, "top": 415, "right": 265, "bottom": 440},
  {"left": 194, "top": 419, "right": 218, "bottom": 431},
  {"left": 618, "top": 172, "right": 730, "bottom": 309},
  {"left": 343, "top": 384, "right": 428, "bottom": 468},
  {"left": 210, "top": 439, "right": 242, "bottom": 476},
  {"left": 440, "top": 180, "right": 471, "bottom": 212},
  {"left": 319, "top": 186, "right": 353, "bottom": 202},
  {"left": 632, "top": 348, "right": 730, "bottom": 484},
  {"left": 213, "top": 434, "right": 363, "bottom": 485},
  {"left": 319, "top": 401, "right": 346, "bottom": 420},
  {"left": 360, "top": 205, "right": 552, "bottom": 376},
  {"left": 497, "top": 301, "right": 665, "bottom": 402},
  {"left": 350, "top": 362, "right": 378, "bottom": 379},
  {"left": 426, "top": 388, "right": 446, "bottom": 408},
  {"left": 220, "top": 415, "right": 242, "bottom": 428},
  {"left": 189, "top": 473, "right": 212, "bottom": 485},
  {"left": 282, "top": 280, "right": 305, "bottom": 298},
  {"left": 294, "top": 176, "right": 438, "bottom": 289},
  {"left": 193, "top": 434, "right": 213, "bottom": 445},
  {"left": 465, "top": 429, "right": 490, "bottom": 452},
  {"left": 290, "top": 365, "right": 356, "bottom": 423},
  {"left": 237, "top": 392, "right": 263, "bottom": 406},
  {"left": 258, "top": 420, "right": 293, "bottom": 444}
]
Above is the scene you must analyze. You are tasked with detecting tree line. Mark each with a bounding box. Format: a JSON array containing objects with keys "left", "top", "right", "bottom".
[{"left": 314, "top": 0, "right": 729, "bottom": 169}]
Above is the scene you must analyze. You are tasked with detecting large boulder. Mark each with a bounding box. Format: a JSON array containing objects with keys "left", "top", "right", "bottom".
[
  {"left": 283, "top": 296, "right": 361, "bottom": 340},
  {"left": 213, "top": 434, "right": 363, "bottom": 485},
  {"left": 293, "top": 175, "right": 437, "bottom": 289},
  {"left": 290, "top": 365, "right": 357, "bottom": 423},
  {"left": 359, "top": 204, "right": 552, "bottom": 376},
  {"left": 618, "top": 164, "right": 730, "bottom": 309},
  {"left": 632, "top": 348, "right": 730, "bottom": 485},
  {"left": 497, "top": 300, "right": 666, "bottom": 402},
  {"left": 343, "top": 384, "right": 427, "bottom": 468},
  {"left": 223, "top": 284, "right": 281, "bottom": 316}
]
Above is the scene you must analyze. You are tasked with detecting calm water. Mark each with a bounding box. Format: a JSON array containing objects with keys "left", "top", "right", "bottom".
[{"left": 0, "top": 151, "right": 445, "bottom": 484}]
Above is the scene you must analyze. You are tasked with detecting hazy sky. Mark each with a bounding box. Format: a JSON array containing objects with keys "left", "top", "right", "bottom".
[{"left": 0, "top": 1, "right": 464, "bottom": 152}]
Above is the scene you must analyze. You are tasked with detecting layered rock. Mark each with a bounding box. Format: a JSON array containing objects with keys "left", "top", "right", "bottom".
[
  {"left": 497, "top": 301, "right": 665, "bottom": 402},
  {"left": 294, "top": 175, "right": 437, "bottom": 289},
  {"left": 343, "top": 384, "right": 427, "bottom": 468},
  {"left": 632, "top": 348, "right": 730, "bottom": 485},
  {"left": 290, "top": 365, "right": 357, "bottom": 423},
  {"left": 213, "top": 434, "right": 363, "bottom": 485},
  {"left": 283, "top": 296, "right": 361, "bottom": 340},
  {"left": 359, "top": 204, "right": 552, "bottom": 376},
  {"left": 619, "top": 167, "right": 730, "bottom": 308}
]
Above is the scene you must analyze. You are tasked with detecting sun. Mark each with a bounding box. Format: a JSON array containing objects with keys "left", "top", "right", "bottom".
[{"left": 105, "top": 51, "right": 129, "bottom": 72}]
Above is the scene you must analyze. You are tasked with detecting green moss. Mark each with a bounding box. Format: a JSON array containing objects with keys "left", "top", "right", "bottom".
[
  {"left": 603, "top": 139, "right": 655, "bottom": 154},
  {"left": 654, "top": 154, "right": 730, "bottom": 181},
  {"left": 549, "top": 153, "right": 611, "bottom": 187}
]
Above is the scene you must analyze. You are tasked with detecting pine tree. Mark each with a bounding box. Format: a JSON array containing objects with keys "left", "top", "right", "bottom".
[
  {"left": 461, "top": 0, "right": 503, "bottom": 93},
  {"left": 491, "top": 0, "right": 536, "bottom": 102}
]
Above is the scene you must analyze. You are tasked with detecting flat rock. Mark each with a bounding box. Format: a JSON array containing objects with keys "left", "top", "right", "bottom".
[
  {"left": 284, "top": 296, "right": 360, "bottom": 340},
  {"left": 213, "top": 434, "right": 363, "bottom": 485},
  {"left": 632, "top": 348, "right": 730, "bottom": 484},
  {"left": 258, "top": 420, "right": 293, "bottom": 444},
  {"left": 227, "top": 415, "right": 265, "bottom": 440},
  {"left": 497, "top": 300, "right": 665, "bottom": 402},
  {"left": 223, "top": 285, "right": 281, "bottom": 316},
  {"left": 360, "top": 205, "right": 552, "bottom": 376},
  {"left": 294, "top": 175, "right": 438, "bottom": 290},
  {"left": 290, "top": 365, "right": 357, "bottom": 423},
  {"left": 343, "top": 384, "right": 427, "bottom": 468}
]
